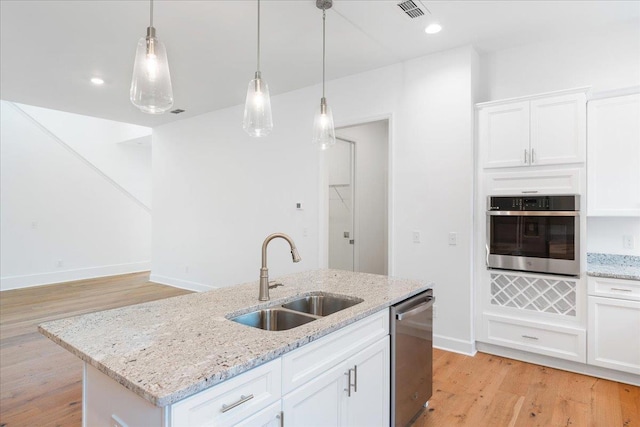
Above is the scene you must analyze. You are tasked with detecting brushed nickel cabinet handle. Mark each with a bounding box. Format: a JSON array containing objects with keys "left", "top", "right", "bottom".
[
  {"left": 522, "top": 335, "right": 539, "bottom": 340},
  {"left": 344, "top": 369, "right": 352, "bottom": 397},
  {"left": 524, "top": 149, "right": 528, "bottom": 164},
  {"left": 276, "top": 411, "right": 284, "bottom": 427},
  {"left": 531, "top": 148, "right": 536, "bottom": 164},
  {"left": 221, "top": 394, "right": 254, "bottom": 413},
  {"left": 611, "top": 288, "right": 632, "bottom": 292},
  {"left": 353, "top": 365, "right": 358, "bottom": 393}
]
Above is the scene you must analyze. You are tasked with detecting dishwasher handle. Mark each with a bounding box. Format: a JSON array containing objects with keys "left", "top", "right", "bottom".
[{"left": 396, "top": 297, "right": 434, "bottom": 321}]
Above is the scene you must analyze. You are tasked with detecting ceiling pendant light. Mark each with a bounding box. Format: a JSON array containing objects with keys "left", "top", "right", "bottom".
[
  {"left": 130, "top": 0, "right": 174, "bottom": 114},
  {"left": 243, "top": 0, "right": 273, "bottom": 137},
  {"left": 312, "top": 0, "right": 336, "bottom": 150}
]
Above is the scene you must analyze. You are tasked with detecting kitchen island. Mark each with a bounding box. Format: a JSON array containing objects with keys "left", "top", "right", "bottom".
[{"left": 39, "top": 269, "right": 431, "bottom": 426}]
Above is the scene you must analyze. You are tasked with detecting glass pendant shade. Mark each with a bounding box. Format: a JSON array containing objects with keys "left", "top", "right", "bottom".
[
  {"left": 130, "top": 30, "right": 174, "bottom": 114},
  {"left": 243, "top": 74, "right": 273, "bottom": 137},
  {"left": 312, "top": 98, "right": 335, "bottom": 150}
]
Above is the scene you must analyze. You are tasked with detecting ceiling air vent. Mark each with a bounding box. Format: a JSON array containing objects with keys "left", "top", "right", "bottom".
[
  {"left": 170, "top": 109, "right": 185, "bottom": 114},
  {"left": 397, "top": 0, "right": 425, "bottom": 18}
]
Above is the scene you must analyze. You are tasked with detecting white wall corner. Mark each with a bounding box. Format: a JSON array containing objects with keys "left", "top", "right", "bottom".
[{"left": 434, "top": 334, "right": 477, "bottom": 356}]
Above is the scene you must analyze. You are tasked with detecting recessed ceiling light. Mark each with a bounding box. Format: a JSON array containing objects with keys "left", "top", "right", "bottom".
[
  {"left": 90, "top": 77, "right": 104, "bottom": 85},
  {"left": 425, "top": 23, "right": 442, "bottom": 34}
]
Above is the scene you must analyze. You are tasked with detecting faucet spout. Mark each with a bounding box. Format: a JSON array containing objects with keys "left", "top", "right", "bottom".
[{"left": 259, "top": 233, "right": 301, "bottom": 301}]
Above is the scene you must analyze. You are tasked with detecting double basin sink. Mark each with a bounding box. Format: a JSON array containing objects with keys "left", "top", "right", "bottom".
[{"left": 230, "top": 293, "right": 363, "bottom": 331}]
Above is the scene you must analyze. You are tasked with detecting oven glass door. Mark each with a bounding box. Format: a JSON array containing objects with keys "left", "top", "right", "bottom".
[{"left": 489, "top": 214, "right": 576, "bottom": 260}]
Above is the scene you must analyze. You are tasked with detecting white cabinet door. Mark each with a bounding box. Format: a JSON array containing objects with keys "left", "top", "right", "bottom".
[
  {"left": 345, "top": 336, "right": 390, "bottom": 427},
  {"left": 282, "top": 361, "right": 348, "bottom": 427},
  {"left": 479, "top": 101, "right": 530, "bottom": 168},
  {"left": 281, "top": 336, "right": 390, "bottom": 427},
  {"left": 587, "top": 93, "right": 640, "bottom": 216},
  {"left": 530, "top": 92, "right": 586, "bottom": 166},
  {"left": 233, "top": 402, "right": 282, "bottom": 427},
  {"left": 588, "top": 296, "right": 640, "bottom": 375}
]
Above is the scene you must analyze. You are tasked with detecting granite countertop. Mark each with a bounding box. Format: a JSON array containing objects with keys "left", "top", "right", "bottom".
[
  {"left": 586, "top": 253, "right": 640, "bottom": 281},
  {"left": 38, "top": 269, "right": 431, "bottom": 407}
]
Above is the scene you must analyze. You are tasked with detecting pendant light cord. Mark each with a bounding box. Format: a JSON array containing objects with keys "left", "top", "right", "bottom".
[
  {"left": 257, "top": 0, "right": 261, "bottom": 73},
  {"left": 322, "top": 9, "right": 326, "bottom": 98},
  {"left": 149, "top": 0, "right": 154, "bottom": 27}
]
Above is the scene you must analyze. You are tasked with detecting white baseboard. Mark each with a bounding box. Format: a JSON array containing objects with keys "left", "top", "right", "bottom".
[
  {"left": 0, "top": 262, "right": 152, "bottom": 291},
  {"left": 434, "top": 334, "right": 477, "bottom": 356},
  {"left": 477, "top": 341, "right": 640, "bottom": 387},
  {"left": 149, "top": 274, "right": 216, "bottom": 293}
]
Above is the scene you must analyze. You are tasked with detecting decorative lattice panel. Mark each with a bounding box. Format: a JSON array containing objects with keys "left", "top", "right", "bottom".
[{"left": 490, "top": 273, "right": 576, "bottom": 316}]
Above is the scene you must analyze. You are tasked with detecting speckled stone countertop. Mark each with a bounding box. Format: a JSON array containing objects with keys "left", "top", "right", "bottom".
[
  {"left": 587, "top": 253, "right": 640, "bottom": 280},
  {"left": 38, "top": 269, "right": 431, "bottom": 407}
]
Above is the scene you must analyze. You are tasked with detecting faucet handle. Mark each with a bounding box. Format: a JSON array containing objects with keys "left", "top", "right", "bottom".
[{"left": 268, "top": 281, "right": 283, "bottom": 289}]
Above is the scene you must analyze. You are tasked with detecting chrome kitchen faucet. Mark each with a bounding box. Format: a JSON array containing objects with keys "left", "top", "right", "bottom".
[{"left": 259, "top": 233, "right": 301, "bottom": 301}]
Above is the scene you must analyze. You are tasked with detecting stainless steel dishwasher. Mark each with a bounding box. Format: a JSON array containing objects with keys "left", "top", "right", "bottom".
[{"left": 390, "top": 289, "right": 434, "bottom": 427}]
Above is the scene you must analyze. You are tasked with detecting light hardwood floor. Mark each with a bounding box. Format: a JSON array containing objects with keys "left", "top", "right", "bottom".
[
  {"left": 1, "top": 273, "right": 638, "bottom": 427},
  {"left": 0, "top": 273, "right": 191, "bottom": 427}
]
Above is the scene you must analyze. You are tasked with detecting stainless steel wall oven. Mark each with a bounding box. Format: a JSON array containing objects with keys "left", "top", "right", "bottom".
[{"left": 487, "top": 195, "right": 580, "bottom": 276}]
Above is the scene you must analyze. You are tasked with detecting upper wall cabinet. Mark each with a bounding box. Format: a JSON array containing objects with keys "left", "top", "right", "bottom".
[
  {"left": 587, "top": 93, "right": 640, "bottom": 216},
  {"left": 478, "top": 89, "right": 588, "bottom": 169}
]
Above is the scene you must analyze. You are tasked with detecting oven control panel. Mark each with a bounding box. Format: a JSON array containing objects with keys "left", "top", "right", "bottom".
[{"left": 488, "top": 195, "right": 579, "bottom": 211}]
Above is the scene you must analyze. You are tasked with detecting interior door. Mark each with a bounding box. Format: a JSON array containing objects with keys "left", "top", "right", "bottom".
[{"left": 327, "top": 138, "right": 355, "bottom": 271}]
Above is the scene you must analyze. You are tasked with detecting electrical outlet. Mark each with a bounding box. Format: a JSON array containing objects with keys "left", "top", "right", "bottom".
[
  {"left": 412, "top": 231, "right": 421, "bottom": 243},
  {"left": 56, "top": 260, "right": 63, "bottom": 268},
  {"left": 623, "top": 235, "right": 635, "bottom": 249},
  {"left": 184, "top": 266, "right": 189, "bottom": 273}
]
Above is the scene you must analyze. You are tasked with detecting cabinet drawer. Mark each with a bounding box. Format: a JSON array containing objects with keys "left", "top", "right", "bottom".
[
  {"left": 484, "top": 314, "right": 585, "bottom": 362},
  {"left": 484, "top": 168, "right": 581, "bottom": 195},
  {"left": 281, "top": 309, "right": 389, "bottom": 394},
  {"left": 588, "top": 276, "right": 640, "bottom": 301},
  {"left": 170, "top": 359, "right": 281, "bottom": 427}
]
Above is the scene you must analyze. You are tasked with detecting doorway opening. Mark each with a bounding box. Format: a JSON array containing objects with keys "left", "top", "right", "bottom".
[{"left": 326, "top": 119, "right": 389, "bottom": 274}]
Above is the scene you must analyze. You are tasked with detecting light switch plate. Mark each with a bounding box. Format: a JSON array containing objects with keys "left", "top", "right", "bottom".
[{"left": 448, "top": 232, "right": 457, "bottom": 246}]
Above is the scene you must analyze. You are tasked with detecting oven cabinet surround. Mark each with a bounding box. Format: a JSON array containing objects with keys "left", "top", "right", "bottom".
[
  {"left": 587, "top": 276, "right": 640, "bottom": 376},
  {"left": 587, "top": 92, "right": 640, "bottom": 216},
  {"left": 83, "top": 309, "right": 390, "bottom": 427},
  {"left": 476, "top": 269, "right": 586, "bottom": 363},
  {"left": 478, "top": 88, "right": 588, "bottom": 169}
]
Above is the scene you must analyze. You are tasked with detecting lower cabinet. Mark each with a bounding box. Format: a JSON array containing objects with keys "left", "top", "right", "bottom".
[
  {"left": 587, "top": 296, "right": 640, "bottom": 375},
  {"left": 84, "top": 309, "right": 390, "bottom": 427},
  {"left": 282, "top": 336, "right": 390, "bottom": 427}
]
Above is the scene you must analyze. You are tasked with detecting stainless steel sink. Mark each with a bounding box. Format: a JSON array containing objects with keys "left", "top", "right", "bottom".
[
  {"left": 231, "top": 308, "right": 315, "bottom": 331},
  {"left": 230, "top": 293, "right": 363, "bottom": 331},
  {"left": 282, "top": 294, "right": 363, "bottom": 316}
]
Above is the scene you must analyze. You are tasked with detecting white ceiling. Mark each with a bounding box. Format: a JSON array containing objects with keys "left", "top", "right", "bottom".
[{"left": 1, "top": 0, "right": 639, "bottom": 128}]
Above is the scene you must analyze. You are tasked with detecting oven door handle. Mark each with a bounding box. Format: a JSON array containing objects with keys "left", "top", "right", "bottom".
[
  {"left": 487, "top": 211, "right": 579, "bottom": 217},
  {"left": 396, "top": 298, "right": 435, "bottom": 321}
]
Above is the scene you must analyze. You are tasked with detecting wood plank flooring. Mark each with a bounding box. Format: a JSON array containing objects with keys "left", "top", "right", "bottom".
[
  {"left": 0, "top": 273, "right": 191, "bottom": 427},
  {"left": 416, "top": 350, "right": 640, "bottom": 427},
  {"left": 1, "top": 273, "right": 638, "bottom": 426}
]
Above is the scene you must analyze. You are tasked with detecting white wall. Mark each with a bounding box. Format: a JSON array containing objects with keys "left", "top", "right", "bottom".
[
  {"left": 336, "top": 120, "right": 389, "bottom": 275},
  {"left": 0, "top": 101, "right": 152, "bottom": 290},
  {"left": 587, "top": 217, "right": 640, "bottom": 256},
  {"left": 16, "top": 103, "right": 153, "bottom": 207},
  {"left": 481, "top": 22, "right": 640, "bottom": 257},
  {"left": 482, "top": 24, "right": 640, "bottom": 101},
  {"left": 152, "top": 46, "right": 477, "bottom": 353}
]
